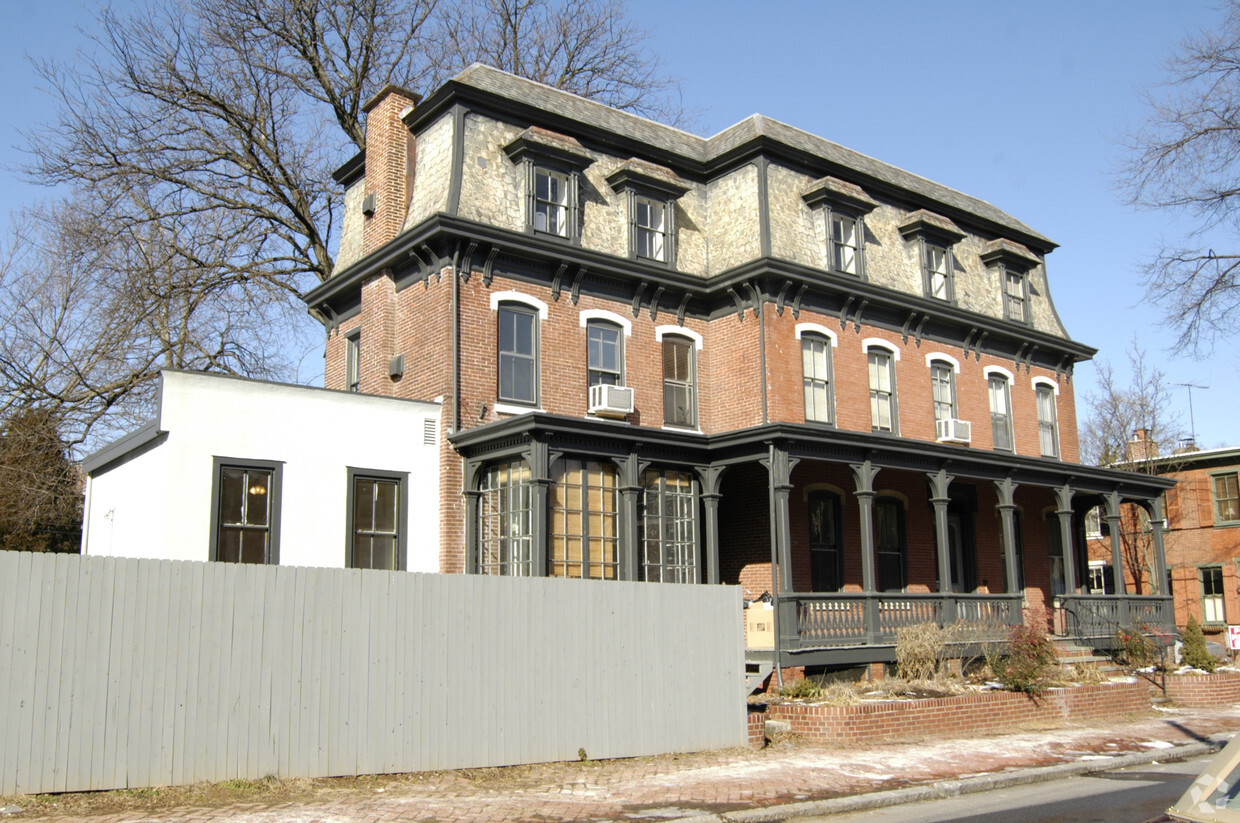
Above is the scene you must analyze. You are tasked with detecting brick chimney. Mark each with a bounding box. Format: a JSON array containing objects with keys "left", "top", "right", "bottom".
[
  {"left": 1125, "top": 427, "right": 1160, "bottom": 462},
  {"left": 361, "top": 84, "right": 420, "bottom": 256}
]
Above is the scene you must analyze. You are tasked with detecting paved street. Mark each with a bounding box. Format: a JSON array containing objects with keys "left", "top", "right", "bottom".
[{"left": 5, "top": 704, "right": 1239, "bottom": 822}]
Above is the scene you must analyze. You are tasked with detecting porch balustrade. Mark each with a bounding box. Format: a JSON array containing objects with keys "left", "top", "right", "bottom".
[{"left": 776, "top": 592, "right": 1023, "bottom": 649}]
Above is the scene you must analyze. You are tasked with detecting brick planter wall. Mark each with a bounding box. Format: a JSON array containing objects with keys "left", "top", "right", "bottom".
[
  {"left": 748, "top": 706, "right": 768, "bottom": 748},
  {"left": 1164, "top": 672, "right": 1240, "bottom": 707},
  {"left": 766, "top": 682, "right": 1150, "bottom": 745}
]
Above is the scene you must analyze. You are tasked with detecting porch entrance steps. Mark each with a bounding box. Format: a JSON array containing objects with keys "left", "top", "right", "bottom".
[{"left": 1052, "top": 637, "right": 1121, "bottom": 675}]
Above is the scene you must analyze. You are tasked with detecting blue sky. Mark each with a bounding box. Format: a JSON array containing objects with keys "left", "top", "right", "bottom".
[{"left": 2, "top": 0, "right": 1235, "bottom": 450}]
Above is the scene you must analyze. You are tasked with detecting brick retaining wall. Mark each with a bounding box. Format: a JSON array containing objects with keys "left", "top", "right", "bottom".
[
  {"left": 1164, "top": 673, "right": 1240, "bottom": 707},
  {"left": 763, "top": 682, "right": 1150, "bottom": 744}
]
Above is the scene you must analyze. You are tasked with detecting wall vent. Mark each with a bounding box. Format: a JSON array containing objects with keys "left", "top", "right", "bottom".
[{"left": 423, "top": 418, "right": 437, "bottom": 446}]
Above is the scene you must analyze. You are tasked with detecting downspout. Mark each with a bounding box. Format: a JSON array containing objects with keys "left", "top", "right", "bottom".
[
  {"left": 755, "top": 286, "right": 768, "bottom": 425},
  {"left": 768, "top": 441, "right": 783, "bottom": 690},
  {"left": 450, "top": 241, "right": 461, "bottom": 433}
]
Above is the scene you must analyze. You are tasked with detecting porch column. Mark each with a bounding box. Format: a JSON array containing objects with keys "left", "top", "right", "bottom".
[
  {"left": 463, "top": 459, "right": 482, "bottom": 574},
  {"left": 528, "top": 438, "right": 551, "bottom": 576},
  {"left": 696, "top": 465, "right": 727, "bottom": 585},
  {"left": 994, "top": 477, "right": 1020, "bottom": 595},
  {"left": 1149, "top": 497, "right": 1170, "bottom": 596},
  {"left": 1102, "top": 491, "right": 1127, "bottom": 594},
  {"left": 1054, "top": 484, "right": 1078, "bottom": 594},
  {"left": 851, "top": 460, "right": 881, "bottom": 593},
  {"left": 926, "top": 469, "right": 954, "bottom": 596},
  {"left": 762, "top": 447, "right": 799, "bottom": 593},
  {"left": 616, "top": 453, "right": 643, "bottom": 582}
]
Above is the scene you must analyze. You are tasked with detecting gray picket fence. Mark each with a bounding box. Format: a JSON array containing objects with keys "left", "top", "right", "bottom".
[{"left": 0, "top": 551, "right": 744, "bottom": 795}]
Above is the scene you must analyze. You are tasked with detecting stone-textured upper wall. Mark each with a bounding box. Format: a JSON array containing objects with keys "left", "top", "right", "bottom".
[
  {"left": 336, "top": 180, "right": 365, "bottom": 271},
  {"left": 705, "top": 164, "right": 761, "bottom": 273},
  {"left": 404, "top": 112, "right": 454, "bottom": 230}
]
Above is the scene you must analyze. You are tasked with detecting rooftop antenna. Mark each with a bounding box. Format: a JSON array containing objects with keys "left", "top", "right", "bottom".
[{"left": 1172, "top": 383, "right": 1208, "bottom": 444}]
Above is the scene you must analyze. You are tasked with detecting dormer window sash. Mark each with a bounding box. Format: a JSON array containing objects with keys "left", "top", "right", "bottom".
[
  {"left": 607, "top": 161, "right": 687, "bottom": 270},
  {"left": 802, "top": 176, "right": 877, "bottom": 279}
]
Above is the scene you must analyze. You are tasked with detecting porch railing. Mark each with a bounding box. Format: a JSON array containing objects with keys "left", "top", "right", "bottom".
[
  {"left": 777, "top": 592, "right": 1024, "bottom": 650},
  {"left": 1058, "top": 594, "right": 1176, "bottom": 645}
]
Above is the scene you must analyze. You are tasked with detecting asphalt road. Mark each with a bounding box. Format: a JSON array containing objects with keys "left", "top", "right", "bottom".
[{"left": 798, "top": 755, "right": 1205, "bottom": 823}]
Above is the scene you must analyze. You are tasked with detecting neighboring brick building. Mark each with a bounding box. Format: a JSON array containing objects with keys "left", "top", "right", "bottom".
[
  {"left": 1087, "top": 439, "right": 1240, "bottom": 642},
  {"left": 300, "top": 65, "right": 1174, "bottom": 668}
]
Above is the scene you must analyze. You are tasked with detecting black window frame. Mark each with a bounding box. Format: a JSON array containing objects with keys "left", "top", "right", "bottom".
[
  {"left": 1003, "top": 268, "right": 1031, "bottom": 324},
  {"left": 875, "top": 496, "right": 907, "bottom": 592},
  {"left": 531, "top": 164, "right": 576, "bottom": 239},
  {"left": 1035, "top": 383, "right": 1059, "bottom": 458},
  {"left": 639, "top": 467, "right": 699, "bottom": 584},
  {"left": 661, "top": 334, "right": 697, "bottom": 429},
  {"left": 632, "top": 192, "right": 673, "bottom": 264},
  {"left": 497, "top": 302, "right": 540, "bottom": 406},
  {"left": 922, "top": 240, "right": 953, "bottom": 302},
  {"left": 807, "top": 489, "right": 843, "bottom": 591},
  {"left": 827, "top": 207, "right": 866, "bottom": 277},
  {"left": 345, "top": 328, "right": 360, "bottom": 393},
  {"left": 586, "top": 320, "right": 624, "bottom": 388},
  {"left": 929, "top": 360, "right": 957, "bottom": 423},
  {"left": 867, "top": 346, "right": 898, "bottom": 434},
  {"left": 346, "top": 467, "right": 409, "bottom": 571},
  {"left": 209, "top": 456, "right": 283, "bottom": 565},
  {"left": 988, "top": 373, "right": 1014, "bottom": 452},
  {"left": 801, "top": 332, "right": 835, "bottom": 425}
]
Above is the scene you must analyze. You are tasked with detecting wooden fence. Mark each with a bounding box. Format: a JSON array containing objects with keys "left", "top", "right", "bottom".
[{"left": 0, "top": 551, "right": 744, "bottom": 794}]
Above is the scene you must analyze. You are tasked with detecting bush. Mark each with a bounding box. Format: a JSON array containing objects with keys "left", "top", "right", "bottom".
[
  {"left": 1182, "top": 615, "right": 1219, "bottom": 672},
  {"left": 896, "top": 622, "right": 945, "bottom": 681},
  {"left": 779, "top": 676, "right": 822, "bottom": 700},
  {"left": 1114, "top": 626, "right": 1157, "bottom": 668},
  {"left": 991, "top": 620, "right": 1057, "bottom": 694}
]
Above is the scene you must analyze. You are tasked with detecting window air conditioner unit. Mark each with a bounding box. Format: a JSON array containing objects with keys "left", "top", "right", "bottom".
[
  {"left": 936, "top": 418, "right": 972, "bottom": 444},
  {"left": 588, "top": 384, "right": 634, "bottom": 418}
]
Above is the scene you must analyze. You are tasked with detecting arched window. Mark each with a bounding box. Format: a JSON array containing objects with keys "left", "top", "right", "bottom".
[
  {"left": 477, "top": 459, "right": 533, "bottom": 576},
  {"left": 864, "top": 342, "right": 899, "bottom": 434},
  {"left": 801, "top": 333, "right": 834, "bottom": 424},
  {"left": 661, "top": 335, "right": 696, "bottom": 428},
  {"left": 549, "top": 459, "right": 618, "bottom": 579},
  {"left": 1034, "top": 380, "right": 1059, "bottom": 457},
  {"left": 988, "top": 373, "right": 1013, "bottom": 451}
]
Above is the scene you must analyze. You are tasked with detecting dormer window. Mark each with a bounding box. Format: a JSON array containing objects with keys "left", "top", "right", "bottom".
[
  {"left": 607, "top": 159, "right": 688, "bottom": 269},
  {"left": 899, "top": 209, "right": 965, "bottom": 303},
  {"left": 802, "top": 176, "right": 878, "bottom": 278},
  {"left": 504, "top": 128, "right": 593, "bottom": 243},
  {"left": 981, "top": 238, "right": 1041, "bottom": 326}
]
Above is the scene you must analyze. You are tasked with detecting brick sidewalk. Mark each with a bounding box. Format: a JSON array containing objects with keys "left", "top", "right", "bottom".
[{"left": 8, "top": 704, "right": 1240, "bottom": 823}]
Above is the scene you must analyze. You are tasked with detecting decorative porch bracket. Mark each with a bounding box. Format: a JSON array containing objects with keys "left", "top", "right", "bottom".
[
  {"left": 1054, "top": 484, "right": 1077, "bottom": 594},
  {"left": 993, "top": 477, "right": 1021, "bottom": 596},
  {"left": 1102, "top": 491, "right": 1128, "bottom": 595},
  {"left": 926, "top": 468, "right": 955, "bottom": 622}
]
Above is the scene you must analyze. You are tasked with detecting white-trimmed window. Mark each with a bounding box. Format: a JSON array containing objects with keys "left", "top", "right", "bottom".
[
  {"left": 1202, "top": 565, "right": 1226, "bottom": 624},
  {"left": 988, "top": 373, "right": 1013, "bottom": 451},
  {"left": 930, "top": 360, "right": 956, "bottom": 423},
  {"left": 498, "top": 303, "right": 538, "bottom": 405},
  {"left": 587, "top": 321, "right": 623, "bottom": 387},
  {"left": 867, "top": 345, "right": 898, "bottom": 434},
  {"left": 801, "top": 333, "right": 834, "bottom": 424},
  {"left": 1035, "top": 383, "right": 1059, "bottom": 457},
  {"left": 662, "top": 335, "right": 696, "bottom": 428}
]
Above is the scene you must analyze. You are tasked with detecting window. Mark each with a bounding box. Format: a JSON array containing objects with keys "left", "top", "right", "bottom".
[
  {"left": 348, "top": 470, "right": 407, "bottom": 570},
  {"left": 662, "top": 335, "right": 696, "bottom": 428},
  {"left": 1202, "top": 566, "right": 1226, "bottom": 624},
  {"left": 875, "top": 497, "right": 906, "bottom": 591},
  {"left": 930, "top": 361, "right": 956, "bottom": 423},
  {"left": 498, "top": 304, "right": 538, "bottom": 405},
  {"left": 867, "top": 348, "right": 897, "bottom": 433},
  {"left": 534, "top": 167, "right": 570, "bottom": 237},
  {"left": 801, "top": 334, "right": 834, "bottom": 424},
  {"left": 640, "top": 469, "right": 698, "bottom": 583},
  {"left": 830, "top": 212, "right": 863, "bottom": 275},
  {"left": 477, "top": 459, "right": 533, "bottom": 576},
  {"left": 1085, "top": 506, "right": 1103, "bottom": 539},
  {"left": 634, "top": 196, "right": 667, "bottom": 261},
  {"left": 550, "top": 459, "right": 618, "bottom": 579},
  {"left": 988, "top": 374, "right": 1013, "bottom": 451},
  {"left": 1036, "top": 384, "right": 1059, "bottom": 457},
  {"left": 210, "top": 458, "right": 281, "bottom": 564},
  {"left": 1088, "top": 562, "right": 1114, "bottom": 595},
  {"left": 587, "top": 321, "right": 623, "bottom": 387},
  {"left": 808, "top": 490, "right": 842, "bottom": 591},
  {"left": 345, "top": 330, "right": 360, "bottom": 393},
  {"left": 1213, "top": 472, "right": 1240, "bottom": 525},
  {"left": 924, "top": 243, "right": 951, "bottom": 301},
  {"left": 1047, "top": 513, "right": 1065, "bottom": 597},
  {"left": 1004, "top": 271, "right": 1029, "bottom": 323}
]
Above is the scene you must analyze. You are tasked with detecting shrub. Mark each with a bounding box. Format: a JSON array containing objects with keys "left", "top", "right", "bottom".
[
  {"left": 779, "top": 676, "right": 822, "bottom": 700},
  {"left": 992, "top": 620, "right": 1057, "bottom": 694},
  {"left": 1182, "top": 615, "right": 1219, "bottom": 672},
  {"left": 1114, "top": 626, "right": 1157, "bottom": 668},
  {"left": 896, "top": 622, "right": 945, "bottom": 681}
]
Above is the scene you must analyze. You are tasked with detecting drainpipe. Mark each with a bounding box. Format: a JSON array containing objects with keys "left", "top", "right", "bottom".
[
  {"left": 768, "top": 441, "right": 783, "bottom": 691},
  {"left": 451, "top": 242, "right": 461, "bottom": 433}
]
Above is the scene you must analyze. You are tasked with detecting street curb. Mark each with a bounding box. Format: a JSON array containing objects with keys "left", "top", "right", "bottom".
[{"left": 671, "top": 736, "right": 1229, "bottom": 823}]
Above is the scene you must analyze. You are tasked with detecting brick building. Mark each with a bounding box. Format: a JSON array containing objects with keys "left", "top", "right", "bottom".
[
  {"left": 1086, "top": 438, "right": 1240, "bottom": 643},
  {"left": 298, "top": 64, "right": 1175, "bottom": 670}
]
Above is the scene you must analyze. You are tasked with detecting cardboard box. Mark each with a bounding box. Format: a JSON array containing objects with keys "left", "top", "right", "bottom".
[{"left": 745, "top": 602, "right": 774, "bottom": 649}]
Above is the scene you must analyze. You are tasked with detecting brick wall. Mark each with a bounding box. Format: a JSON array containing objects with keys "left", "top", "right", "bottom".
[
  {"left": 766, "top": 682, "right": 1149, "bottom": 744},
  {"left": 1163, "top": 673, "right": 1240, "bottom": 707}
]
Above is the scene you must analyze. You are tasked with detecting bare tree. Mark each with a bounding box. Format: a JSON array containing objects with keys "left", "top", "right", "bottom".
[
  {"left": 1080, "top": 341, "right": 1185, "bottom": 593},
  {"left": 1120, "top": 0, "right": 1240, "bottom": 352},
  {"left": 18, "top": 0, "right": 683, "bottom": 448}
]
